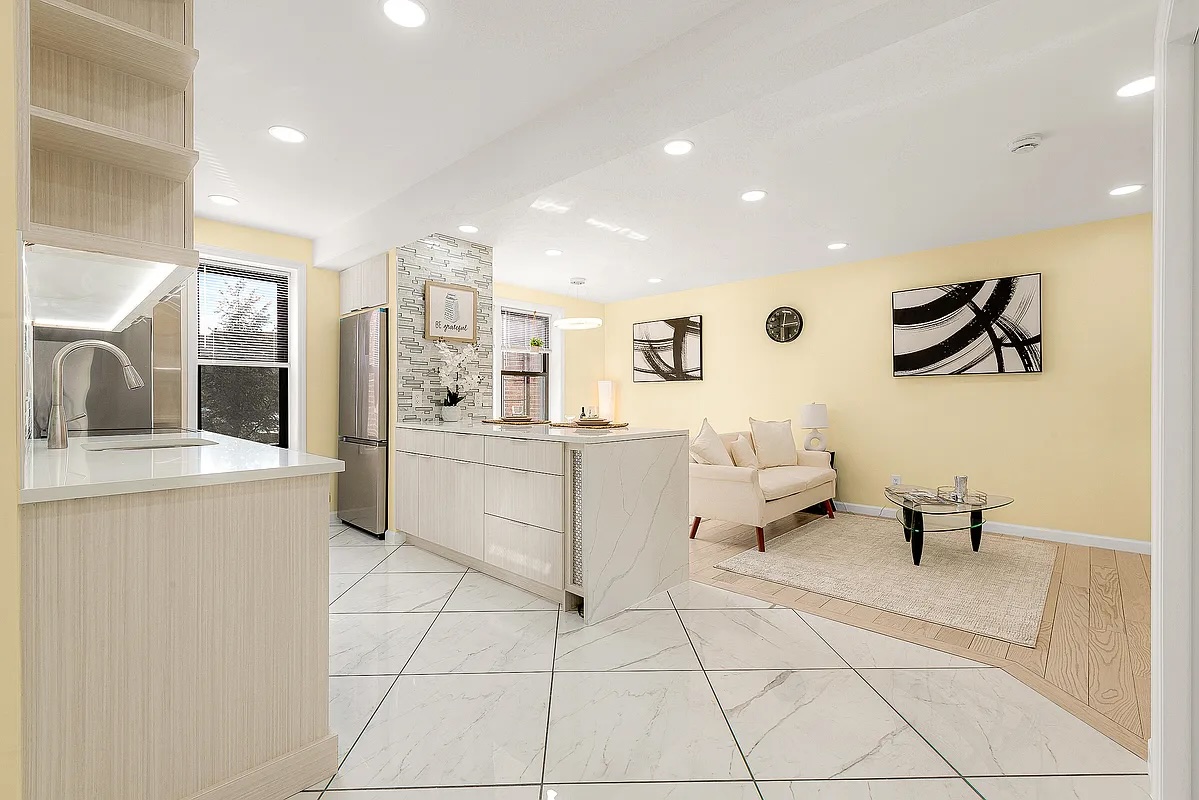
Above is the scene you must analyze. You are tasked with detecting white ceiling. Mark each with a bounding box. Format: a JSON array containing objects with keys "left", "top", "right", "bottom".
[
  {"left": 194, "top": 0, "right": 1155, "bottom": 302},
  {"left": 193, "top": 0, "right": 741, "bottom": 237}
]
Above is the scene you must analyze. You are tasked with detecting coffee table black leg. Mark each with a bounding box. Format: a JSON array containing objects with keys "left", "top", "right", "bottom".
[
  {"left": 911, "top": 511, "right": 924, "bottom": 566},
  {"left": 901, "top": 507, "right": 912, "bottom": 542},
  {"left": 970, "top": 509, "right": 983, "bottom": 552}
]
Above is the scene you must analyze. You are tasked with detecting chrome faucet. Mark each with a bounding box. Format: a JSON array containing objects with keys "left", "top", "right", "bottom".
[{"left": 48, "top": 340, "right": 145, "bottom": 449}]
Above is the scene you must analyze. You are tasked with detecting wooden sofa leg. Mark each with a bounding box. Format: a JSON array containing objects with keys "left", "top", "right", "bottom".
[
  {"left": 756, "top": 526, "right": 766, "bottom": 552},
  {"left": 689, "top": 517, "right": 702, "bottom": 539},
  {"left": 824, "top": 500, "right": 835, "bottom": 519}
]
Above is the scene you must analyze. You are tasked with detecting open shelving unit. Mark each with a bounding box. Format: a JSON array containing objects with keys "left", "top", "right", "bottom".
[
  {"left": 20, "top": 0, "right": 199, "bottom": 281},
  {"left": 30, "top": 106, "right": 198, "bottom": 181},
  {"left": 29, "top": 0, "right": 198, "bottom": 90}
]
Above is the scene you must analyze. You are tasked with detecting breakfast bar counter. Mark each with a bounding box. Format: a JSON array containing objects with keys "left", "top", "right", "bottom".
[{"left": 394, "top": 421, "right": 690, "bottom": 622}]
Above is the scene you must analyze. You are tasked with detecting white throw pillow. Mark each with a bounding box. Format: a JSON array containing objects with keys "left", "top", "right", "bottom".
[
  {"left": 690, "top": 419, "right": 733, "bottom": 466},
  {"left": 750, "top": 418, "right": 798, "bottom": 468},
  {"left": 728, "top": 435, "right": 760, "bottom": 469}
]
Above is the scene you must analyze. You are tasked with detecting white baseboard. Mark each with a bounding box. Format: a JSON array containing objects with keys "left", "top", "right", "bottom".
[{"left": 833, "top": 501, "right": 1152, "bottom": 555}]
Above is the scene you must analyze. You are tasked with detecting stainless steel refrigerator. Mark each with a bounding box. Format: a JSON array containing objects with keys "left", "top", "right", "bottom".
[{"left": 338, "top": 308, "right": 389, "bottom": 535}]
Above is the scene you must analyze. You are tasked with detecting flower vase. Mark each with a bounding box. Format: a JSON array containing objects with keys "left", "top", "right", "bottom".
[{"left": 441, "top": 404, "right": 463, "bottom": 422}]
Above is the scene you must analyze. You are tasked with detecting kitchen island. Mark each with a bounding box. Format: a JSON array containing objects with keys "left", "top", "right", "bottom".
[
  {"left": 394, "top": 421, "right": 690, "bottom": 623},
  {"left": 20, "top": 431, "right": 343, "bottom": 800}
]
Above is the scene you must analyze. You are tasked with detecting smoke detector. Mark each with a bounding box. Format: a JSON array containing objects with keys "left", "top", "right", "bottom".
[{"left": 1008, "top": 134, "right": 1043, "bottom": 154}]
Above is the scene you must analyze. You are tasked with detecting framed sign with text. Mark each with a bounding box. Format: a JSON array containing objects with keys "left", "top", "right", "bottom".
[{"left": 424, "top": 280, "right": 479, "bottom": 343}]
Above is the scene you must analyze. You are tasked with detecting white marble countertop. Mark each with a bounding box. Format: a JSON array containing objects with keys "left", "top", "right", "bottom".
[
  {"left": 21, "top": 430, "right": 344, "bottom": 504},
  {"left": 396, "top": 420, "right": 688, "bottom": 444}
]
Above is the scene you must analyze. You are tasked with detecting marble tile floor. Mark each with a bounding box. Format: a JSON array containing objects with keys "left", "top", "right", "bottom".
[{"left": 306, "top": 524, "right": 1150, "bottom": 799}]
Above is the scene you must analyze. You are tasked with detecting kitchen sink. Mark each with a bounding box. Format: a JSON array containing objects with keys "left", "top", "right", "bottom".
[{"left": 81, "top": 436, "right": 219, "bottom": 452}]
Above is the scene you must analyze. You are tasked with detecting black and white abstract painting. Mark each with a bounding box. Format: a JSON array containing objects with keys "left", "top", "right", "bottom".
[
  {"left": 892, "top": 274, "right": 1042, "bottom": 377},
  {"left": 633, "top": 315, "right": 703, "bottom": 382}
]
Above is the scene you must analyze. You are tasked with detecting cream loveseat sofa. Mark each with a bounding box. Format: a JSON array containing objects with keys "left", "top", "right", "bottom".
[{"left": 689, "top": 429, "right": 836, "bottom": 552}]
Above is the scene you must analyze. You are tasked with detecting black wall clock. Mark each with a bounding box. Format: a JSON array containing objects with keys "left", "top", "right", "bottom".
[{"left": 765, "top": 306, "right": 804, "bottom": 343}]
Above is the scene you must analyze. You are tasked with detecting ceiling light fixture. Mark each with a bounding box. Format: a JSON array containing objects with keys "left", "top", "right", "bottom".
[
  {"left": 554, "top": 278, "right": 603, "bottom": 330},
  {"left": 268, "top": 125, "right": 306, "bottom": 143},
  {"left": 458, "top": 224, "right": 479, "bottom": 234},
  {"left": 382, "top": 0, "right": 428, "bottom": 27},
  {"left": 1117, "top": 76, "right": 1155, "bottom": 97},
  {"left": 648, "top": 278, "right": 662, "bottom": 284},
  {"left": 209, "top": 194, "right": 239, "bottom": 206},
  {"left": 827, "top": 242, "right": 848, "bottom": 250},
  {"left": 1109, "top": 184, "right": 1144, "bottom": 196},
  {"left": 741, "top": 190, "right": 767, "bottom": 202},
  {"left": 664, "top": 140, "right": 693, "bottom": 156},
  {"left": 545, "top": 249, "right": 563, "bottom": 257}
]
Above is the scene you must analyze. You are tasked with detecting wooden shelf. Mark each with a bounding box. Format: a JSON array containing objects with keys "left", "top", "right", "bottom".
[
  {"left": 24, "top": 223, "right": 199, "bottom": 269},
  {"left": 30, "top": 106, "right": 197, "bottom": 181},
  {"left": 30, "top": 0, "right": 198, "bottom": 90}
]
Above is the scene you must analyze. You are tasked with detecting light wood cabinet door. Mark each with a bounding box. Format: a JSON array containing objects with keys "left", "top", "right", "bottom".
[
  {"left": 484, "top": 515, "right": 563, "bottom": 590},
  {"left": 395, "top": 451, "right": 420, "bottom": 534},
  {"left": 484, "top": 466, "right": 564, "bottom": 532},
  {"left": 485, "top": 437, "right": 564, "bottom": 475},
  {"left": 415, "top": 455, "right": 444, "bottom": 545},
  {"left": 442, "top": 459, "right": 485, "bottom": 560}
]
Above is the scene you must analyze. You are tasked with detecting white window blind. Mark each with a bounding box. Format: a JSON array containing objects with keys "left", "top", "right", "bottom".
[
  {"left": 500, "top": 308, "right": 550, "bottom": 419},
  {"left": 196, "top": 262, "right": 290, "bottom": 366}
]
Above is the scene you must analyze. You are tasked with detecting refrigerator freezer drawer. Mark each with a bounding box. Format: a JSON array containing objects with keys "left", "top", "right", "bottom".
[{"left": 337, "top": 438, "right": 388, "bottom": 535}]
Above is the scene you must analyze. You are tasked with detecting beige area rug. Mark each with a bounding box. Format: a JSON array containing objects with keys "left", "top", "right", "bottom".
[{"left": 716, "top": 514, "right": 1057, "bottom": 646}]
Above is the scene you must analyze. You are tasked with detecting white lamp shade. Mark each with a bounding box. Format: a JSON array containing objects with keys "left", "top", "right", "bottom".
[
  {"left": 799, "top": 403, "right": 829, "bottom": 429},
  {"left": 598, "top": 380, "right": 615, "bottom": 420}
]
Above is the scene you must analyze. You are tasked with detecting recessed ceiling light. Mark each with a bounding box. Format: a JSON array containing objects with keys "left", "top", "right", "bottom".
[
  {"left": 741, "top": 190, "right": 767, "bottom": 202},
  {"left": 458, "top": 225, "right": 479, "bottom": 234},
  {"left": 382, "top": 0, "right": 428, "bottom": 27},
  {"left": 663, "top": 140, "right": 693, "bottom": 156},
  {"left": 268, "top": 125, "right": 306, "bottom": 143},
  {"left": 545, "top": 249, "right": 563, "bottom": 257},
  {"left": 1117, "top": 76, "right": 1155, "bottom": 97},
  {"left": 827, "top": 242, "right": 848, "bottom": 250},
  {"left": 1109, "top": 184, "right": 1144, "bottom": 196},
  {"left": 208, "top": 194, "right": 239, "bottom": 206},
  {"left": 648, "top": 277, "right": 663, "bottom": 284}
]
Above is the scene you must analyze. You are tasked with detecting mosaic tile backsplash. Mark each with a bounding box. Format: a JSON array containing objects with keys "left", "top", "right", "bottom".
[{"left": 395, "top": 234, "right": 494, "bottom": 422}]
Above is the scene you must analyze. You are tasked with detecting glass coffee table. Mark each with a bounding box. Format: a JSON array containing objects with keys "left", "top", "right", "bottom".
[{"left": 883, "top": 485, "right": 1014, "bottom": 566}]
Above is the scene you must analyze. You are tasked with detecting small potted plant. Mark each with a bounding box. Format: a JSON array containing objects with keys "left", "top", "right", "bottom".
[{"left": 529, "top": 336, "right": 545, "bottom": 352}]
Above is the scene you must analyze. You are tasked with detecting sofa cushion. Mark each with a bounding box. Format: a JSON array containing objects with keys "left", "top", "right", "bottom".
[
  {"left": 728, "top": 435, "right": 760, "bottom": 468},
  {"left": 750, "top": 418, "right": 798, "bottom": 468},
  {"left": 690, "top": 418, "right": 734, "bottom": 466},
  {"left": 758, "top": 465, "right": 835, "bottom": 502}
]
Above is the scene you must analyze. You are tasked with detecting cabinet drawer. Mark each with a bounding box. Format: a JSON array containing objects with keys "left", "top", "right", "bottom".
[
  {"left": 484, "top": 437, "right": 564, "bottom": 475},
  {"left": 443, "top": 432, "right": 484, "bottom": 463},
  {"left": 396, "top": 428, "right": 444, "bottom": 457},
  {"left": 484, "top": 515, "right": 563, "bottom": 591},
  {"left": 484, "top": 466, "right": 564, "bottom": 532}
]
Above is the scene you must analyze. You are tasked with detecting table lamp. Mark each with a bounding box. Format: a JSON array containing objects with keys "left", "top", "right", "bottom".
[{"left": 799, "top": 402, "right": 829, "bottom": 451}]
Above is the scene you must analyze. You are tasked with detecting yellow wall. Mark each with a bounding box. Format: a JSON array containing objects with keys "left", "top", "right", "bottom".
[
  {"left": 194, "top": 218, "right": 341, "bottom": 508},
  {"left": 603, "top": 215, "right": 1152, "bottom": 541},
  {"left": 0, "top": 0, "right": 21, "bottom": 793},
  {"left": 494, "top": 282, "right": 607, "bottom": 415}
]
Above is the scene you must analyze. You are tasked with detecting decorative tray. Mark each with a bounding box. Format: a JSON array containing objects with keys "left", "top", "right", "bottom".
[
  {"left": 482, "top": 418, "right": 550, "bottom": 425},
  {"left": 550, "top": 421, "right": 630, "bottom": 430}
]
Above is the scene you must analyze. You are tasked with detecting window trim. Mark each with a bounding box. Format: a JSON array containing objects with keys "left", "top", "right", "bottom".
[
  {"left": 186, "top": 245, "right": 306, "bottom": 451},
  {"left": 493, "top": 297, "right": 564, "bottom": 422}
]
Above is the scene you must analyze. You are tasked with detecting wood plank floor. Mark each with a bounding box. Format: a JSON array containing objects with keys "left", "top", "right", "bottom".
[{"left": 688, "top": 513, "right": 1150, "bottom": 759}]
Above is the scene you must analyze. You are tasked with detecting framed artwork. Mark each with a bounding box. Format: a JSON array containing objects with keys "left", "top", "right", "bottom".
[
  {"left": 892, "top": 273, "right": 1042, "bottom": 377},
  {"left": 424, "top": 280, "right": 478, "bottom": 343},
  {"left": 632, "top": 315, "right": 703, "bottom": 382}
]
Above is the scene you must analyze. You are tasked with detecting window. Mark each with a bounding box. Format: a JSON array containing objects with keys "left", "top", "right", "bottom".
[
  {"left": 194, "top": 262, "right": 291, "bottom": 446},
  {"left": 498, "top": 307, "right": 551, "bottom": 419}
]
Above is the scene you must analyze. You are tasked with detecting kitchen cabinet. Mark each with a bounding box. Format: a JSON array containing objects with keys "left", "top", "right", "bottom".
[{"left": 340, "top": 252, "right": 389, "bottom": 314}]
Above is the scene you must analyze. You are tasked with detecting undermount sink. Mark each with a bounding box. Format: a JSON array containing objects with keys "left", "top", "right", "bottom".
[{"left": 81, "top": 436, "right": 219, "bottom": 452}]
